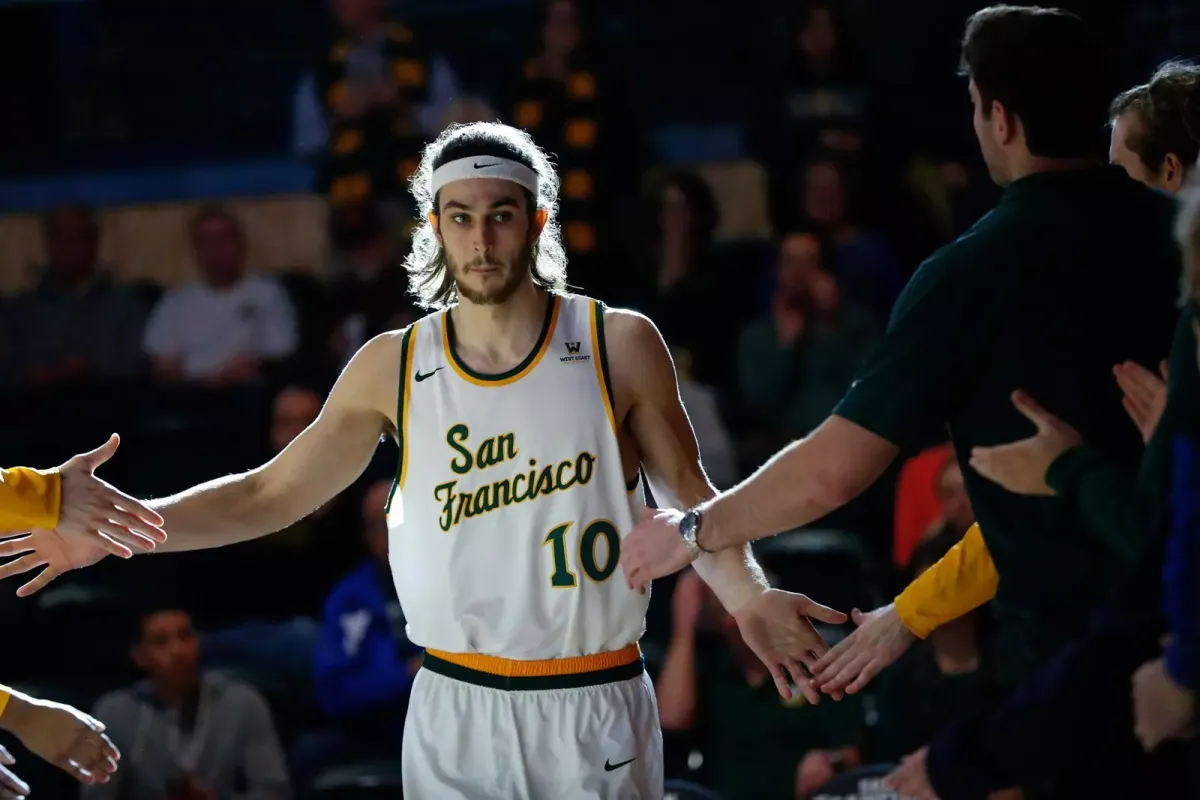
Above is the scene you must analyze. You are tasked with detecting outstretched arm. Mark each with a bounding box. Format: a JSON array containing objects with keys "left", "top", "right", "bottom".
[
  {"left": 148, "top": 332, "right": 400, "bottom": 552},
  {"left": 607, "top": 309, "right": 845, "bottom": 700}
]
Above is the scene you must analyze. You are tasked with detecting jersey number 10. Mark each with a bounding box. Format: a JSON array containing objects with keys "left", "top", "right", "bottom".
[{"left": 543, "top": 520, "right": 620, "bottom": 586}]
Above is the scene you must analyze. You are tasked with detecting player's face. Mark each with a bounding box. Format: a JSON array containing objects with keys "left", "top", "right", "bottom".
[
  {"left": 437, "top": 178, "right": 539, "bottom": 306},
  {"left": 134, "top": 610, "right": 200, "bottom": 688}
]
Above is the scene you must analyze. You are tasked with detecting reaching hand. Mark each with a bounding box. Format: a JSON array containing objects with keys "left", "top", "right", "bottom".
[
  {"left": 0, "top": 746, "right": 29, "bottom": 800},
  {"left": 731, "top": 589, "right": 847, "bottom": 703},
  {"left": 1114, "top": 360, "right": 1168, "bottom": 444},
  {"left": 811, "top": 604, "right": 916, "bottom": 695},
  {"left": 0, "top": 528, "right": 112, "bottom": 597},
  {"left": 55, "top": 434, "right": 166, "bottom": 558},
  {"left": 620, "top": 507, "right": 698, "bottom": 591},
  {"left": 1131, "top": 657, "right": 1195, "bottom": 751},
  {"left": 968, "top": 390, "right": 1081, "bottom": 496},
  {"left": 883, "top": 747, "right": 940, "bottom": 800},
  {"left": 0, "top": 692, "right": 119, "bottom": 784}
]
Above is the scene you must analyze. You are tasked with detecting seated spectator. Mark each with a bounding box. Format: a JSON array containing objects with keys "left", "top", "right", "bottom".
[
  {"left": 325, "top": 201, "right": 418, "bottom": 368},
  {"left": 787, "top": 154, "right": 906, "bottom": 323},
  {"left": 82, "top": 602, "right": 290, "bottom": 800},
  {"left": 291, "top": 481, "right": 421, "bottom": 786},
  {"left": 143, "top": 205, "right": 298, "bottom": 387},
  {"left": 871, "top": 531, "right": 1001, "bottom": 767},
  {"left": 737, "top": 232, "right": 878, "bottom": 445},
  {"left": 657, "top": 569, "right": 863, "bottom": 800},
  {"left": 3, "top": 204, "right": 146, "bottom": 389}
]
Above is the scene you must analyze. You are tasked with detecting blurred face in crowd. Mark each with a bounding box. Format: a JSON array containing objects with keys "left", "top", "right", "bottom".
[
  {"left": 802, "top": 161, "right": 847, "bottom": 226},
  {"left": 332, "top": 0, "right": 384, "bottom": 32},
  {"left": 777, "top": 233, "right": 822, "bottom": 296},
  {"left": 362, "top": 481, "right": 392, "bottom": 563},
  {"left": 660, "top": 183, "right": 693, "bottom": 244},
  {"left": 271, "top": 387, "right": 322, "bottom": 453},
  {"left": 436, "top": 178, "right": 541, "bottom": 306},
  {"left": 44, "top": 207, "right": 100, "bottom": 283},
  {"left": 798, "top": 5, "right": 837, "bottom": 67},
  {"left": 970, "top": 79, "right": 1019, "bottom": 186},
  {"left": 134, "top": 610, "right": 201, "bottom": 693},
  {"left": 543, "top": 0, "right": 580, "bottom": 58},
  {"left": 935, "top": 460, "right": 974, "bottom": 533},
  {"left": 1109, "top": 111, "right": 1189, "bottom": 194},
  {"left": 192, "top": 214, "right": 246, "bottom": 289}
]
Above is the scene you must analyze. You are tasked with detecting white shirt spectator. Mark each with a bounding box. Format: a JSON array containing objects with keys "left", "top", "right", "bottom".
[{"left": 143, "top": 275, "right": 298, "bottom": 380}]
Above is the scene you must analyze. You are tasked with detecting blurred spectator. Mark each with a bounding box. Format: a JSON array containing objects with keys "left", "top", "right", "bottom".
[
  {"left": 314, "top": 0, "right": 434, "bottom": 207},
  {"left": 1108, "top": 60, "right": 1200, "bottom": 196},
  {"left": 626, "top": 170, "right": 738, "bottom": 391},
  {"left": 657, "top": 569, "right": 863, "bottom": 800},
  {"left": 737, "top": 232, "right": 878, "bottom": 444},
  {"left": 791, "top": 154, "right": 906, "bottom": 322},
  {"left": 82, "top": 603, "right": 290, "bottom": 800},
  {"left": 672, "top": 346, "right": 737, "bottom": 489},
  {"left": 324, "top": 201, "right": 419, "bottom": 368},
  {"left": 143, "top": 206, "right": 298, "bottom": 387},
  {"left": 509, "top": 0, "right": 630, "bottom": 293},
  {"left": 892, "top": 443, "right": 954, "bottom": 569},
  {"left": 2, "top": 204, "right": 146, "bottom": 389},
  {"left": 871, "top": 531, "right": 1002, "bottom": 771},
  {"left": 291, "top": 481, "right": 421, "bottom": 787}
]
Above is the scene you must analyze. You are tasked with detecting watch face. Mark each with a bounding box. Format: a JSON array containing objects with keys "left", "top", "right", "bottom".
[{"left": 680, "top": 511, "right": 698, "bottom": 541}]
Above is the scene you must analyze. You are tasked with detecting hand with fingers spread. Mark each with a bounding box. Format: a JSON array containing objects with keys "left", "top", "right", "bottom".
[
  {"left": 811, "top": 604, "right": 916, "bottom": 695},
  {"left": 1113, "top": 360, "right": 1168, "bottom": 444},
  {"left": 968, "top": 390, "right": 1081, "bottom": 496},
  {"left": 54, "top": 434, "right": 166, "bottom": 559},
  {"left": 0, "top": 745, "right": 30, "bottom": 800},
  {"left": 0, "top": 689, "right": 119, "bottom": 786},
  {"left": 0, "top": 528, "right": 112, "bottom": 597},
  {"left": 731, "top": 589, "right": 848, "bottom": 703}
]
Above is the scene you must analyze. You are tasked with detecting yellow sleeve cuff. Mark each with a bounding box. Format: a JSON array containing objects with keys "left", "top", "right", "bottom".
[
  {"left": 0, "top": 686, "right": 10, "bottom": 720},
  {"left": 894, "top": 523, "right": 999, "bottom": 639},
  {"left": 0, "top": 467, "right": 63, "bottom": 533}
]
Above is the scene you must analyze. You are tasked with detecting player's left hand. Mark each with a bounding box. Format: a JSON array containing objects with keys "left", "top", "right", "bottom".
[
  {"left": 0, "top": 527, "right": 111, "bottom": 597},
  {"left": 0, "top": 745, "right": 30, "bottom": 800},
  {"left": 732, "top": 589, "right": 847, "bottom": 703},
  {"left": 811, "top": 604, "right": 916, "bottom": 695},
  {"left": 968, "top": 390, "right": 1081, "bottom": 496},
  {"left": 1132, "top": 657, "right": 1195, "bottom": 751},
  {"left": 883, "top": 747, "right": 940, "bottom": 800},
  {"left": 0, "top": 691, "right": 119, "bottom": 784},
  {"left": 620, "top": 507, "right": 698, "bottom": 590}
]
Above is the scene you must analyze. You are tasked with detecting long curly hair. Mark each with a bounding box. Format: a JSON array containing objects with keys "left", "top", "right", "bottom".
[{"left": 403, "top": 122, "right": 569, "bottom": 309}]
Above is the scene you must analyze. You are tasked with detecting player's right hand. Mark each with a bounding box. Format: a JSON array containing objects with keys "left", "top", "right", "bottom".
[
  {"left": 731, "top": 589, "right": 847, "bottom": 703},
  {"left": 0, "top": 527, "right": 111, "bottom": 597},
  {"left": 0, "top": 692, "right": 119, "bottom": 785},
  {"left": 0, "top": 745, "right": 30, "bottom": 800},
  {"left": 55, "top": 434, "right": 167, "bottom": 559}
]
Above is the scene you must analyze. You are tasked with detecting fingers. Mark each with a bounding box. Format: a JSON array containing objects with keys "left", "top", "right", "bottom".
[
  {"left": 850, "top": 608, "right": 865, "bottom": 627},
  {"left": 95, "top": 524, "right": 155, "bottom": 554},
  {"left": 817, "top": 652, "right": 871, "bottom": 694},
  {"left": 0, "top": 747, "right": 11, "bottom": 766},
  {"left": 797, "top": 596, "right": 848, "bottom": 625},
  {"left": 94, "top": 533, "right": 135, "bottom": 561},
  {"left": 1114, "top": 363, "right": 1158, "bottom": 409},
  {"left": 843, "top": 657, "right": 884, "bottom": 694},
  {"left": 0, "top": 538, "right": 34, "bottom": 560},
  {"left": 1159, "top": 360, "right": 1169, "bottom": 382},
  {"left": 0, "top": 553, "right": 46, "bottom": 582},
  {"left": 101, "top": 489, "right": 165, "bottom": 534},
  {"left": 767, "top": 662, "right": 792, "bottom": 701},
  {"left": 0, "top": 763, "right": 28, "bottom": 799},
  {"left": 17, "top": 565, "right": 63, "bottom": 598},
  {"left": 811, "top": 628, "right": 858, "bottom": 677},
  {"left": 1009, "top": 390, "right": 1052, "bottom": 433}
]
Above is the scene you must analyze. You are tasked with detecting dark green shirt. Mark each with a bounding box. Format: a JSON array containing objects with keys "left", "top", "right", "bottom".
[
  {"left": 695, "top": 646, "right": 863, "bottom": 800},
  {"left": 835, "top": 167, "right": 1181, "bottom": 682},
  {"left": 1047, "top": 308, "right": 1200, "bottom": 553}
]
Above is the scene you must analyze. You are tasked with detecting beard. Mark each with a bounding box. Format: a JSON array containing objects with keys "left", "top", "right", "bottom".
[{"left": 448, "top": 242, "right": 534, "bottom": 306}]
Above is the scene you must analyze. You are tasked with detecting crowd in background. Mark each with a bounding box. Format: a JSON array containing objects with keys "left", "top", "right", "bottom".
[{"left": 0, "top": 0, "right": 1197, "bottom": 798}]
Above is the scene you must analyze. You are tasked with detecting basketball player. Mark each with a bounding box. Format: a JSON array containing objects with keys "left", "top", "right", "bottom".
[{"left": 0, "top": 122, "right": 844, "bottom": 799}]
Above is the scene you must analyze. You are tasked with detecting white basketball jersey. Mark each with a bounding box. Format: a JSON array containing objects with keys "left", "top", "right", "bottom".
[{"left": 385, "top": 293, "right": 649, "bottom": 659}]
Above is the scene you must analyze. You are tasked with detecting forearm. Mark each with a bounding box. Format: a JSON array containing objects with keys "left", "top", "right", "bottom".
[
  {"left": 656, "top": 631, "right": 699, "bottom": 731},
  {"left": 147, "top": 470, "right": 295, "bottom": 553},
  {"left": 699, "top": 416, "right": 892, "bottom": 551},
  {"left": 895, "top": 523, "right": 998, "bottom": 639}
]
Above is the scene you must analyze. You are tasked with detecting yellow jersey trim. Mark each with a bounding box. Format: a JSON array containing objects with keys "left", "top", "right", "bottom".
[{"left": 425, "top": 642, "right": 641, "bottom": 678}]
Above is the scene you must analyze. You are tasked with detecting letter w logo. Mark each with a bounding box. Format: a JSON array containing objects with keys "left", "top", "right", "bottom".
[{"left": 565, "top": 341, "right": 581, "bottom": 354}]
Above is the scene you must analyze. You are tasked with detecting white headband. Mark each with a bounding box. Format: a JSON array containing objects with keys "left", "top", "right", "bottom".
[{"left": 430, "top": 156, "right": 539, "bottom": 198}]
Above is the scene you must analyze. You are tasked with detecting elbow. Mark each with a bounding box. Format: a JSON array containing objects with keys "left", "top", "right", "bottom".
[{"left": 657, "top": 703, "right": 695, "bottom": 733}]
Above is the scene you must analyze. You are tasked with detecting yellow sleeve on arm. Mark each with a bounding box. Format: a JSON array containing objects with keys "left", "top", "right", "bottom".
[
  {"left": 893, "top": 523, "right": 999, "bottom": 639},
  {"left": 0, "top": 685, "right": 10, "bottom": 719},
  {"left": 0, "top": 467, "right": 62, "bottom": 533}
]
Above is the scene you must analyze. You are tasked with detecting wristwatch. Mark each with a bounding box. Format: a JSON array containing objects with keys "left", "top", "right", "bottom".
[{"left": 678, "top": 508, "right": 709, "bottom": 556}]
